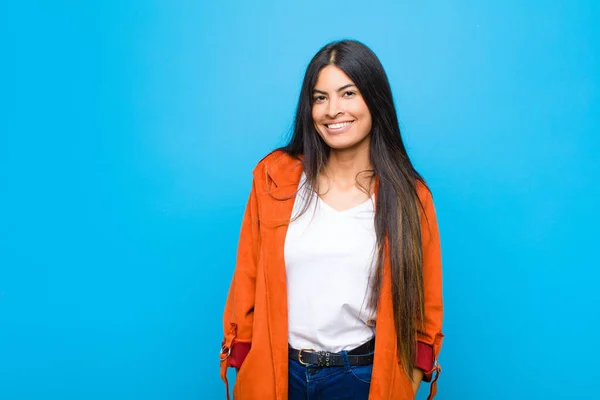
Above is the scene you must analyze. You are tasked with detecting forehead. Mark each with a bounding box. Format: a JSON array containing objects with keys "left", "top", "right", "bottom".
[{"left": 314, "top": 65, "right": 355, "bottom": 89}]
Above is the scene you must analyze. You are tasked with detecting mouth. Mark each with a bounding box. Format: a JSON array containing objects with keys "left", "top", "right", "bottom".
[{"left": 325, "top": 121, "right": 354, "bottom": 129}]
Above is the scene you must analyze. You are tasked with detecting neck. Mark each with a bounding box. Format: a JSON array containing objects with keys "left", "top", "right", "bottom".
[{"left": 323, "top": 138, "right": 372, "bottom": 186}]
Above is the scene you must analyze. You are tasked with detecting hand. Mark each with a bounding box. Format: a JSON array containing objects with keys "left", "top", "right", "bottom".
[{"left": 411, "top": 368, "right": 424, "bottom": 397}]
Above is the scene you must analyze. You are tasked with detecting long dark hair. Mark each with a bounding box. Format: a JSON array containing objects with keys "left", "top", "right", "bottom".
[{"left": 280, "top": 39, "right": 427, "bottom": 376}]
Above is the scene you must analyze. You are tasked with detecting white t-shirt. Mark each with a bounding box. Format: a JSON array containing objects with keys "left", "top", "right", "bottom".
[{"left": 284, "top": 173, "right": 377, "bottom": 353}]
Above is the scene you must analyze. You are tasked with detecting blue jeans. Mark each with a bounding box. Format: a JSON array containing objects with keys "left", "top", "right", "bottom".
[{"left": 288, "top": 350, "right": 373, "bottom": 400}]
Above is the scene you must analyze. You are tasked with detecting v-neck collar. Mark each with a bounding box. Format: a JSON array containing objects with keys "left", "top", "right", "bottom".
[
  {"left": 295, "top": 170, "right": 376, "bottom": 216},
  {"left": 317, "top": 193, "right": 375, "bottom": 215}
]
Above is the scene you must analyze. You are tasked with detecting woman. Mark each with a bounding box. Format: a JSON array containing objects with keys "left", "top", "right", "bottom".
[{"left": 220, "top": 40, "right": 444, "bottom": 400}]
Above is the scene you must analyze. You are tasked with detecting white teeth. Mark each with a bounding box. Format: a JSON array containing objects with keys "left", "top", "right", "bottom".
[{"left": 326, "top": 121, "right": 353, "bottom": 129}]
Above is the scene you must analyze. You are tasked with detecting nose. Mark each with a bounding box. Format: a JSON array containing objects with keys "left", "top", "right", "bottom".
[{"left": 326, "top": 97, "right": 343, "bottom": 118}]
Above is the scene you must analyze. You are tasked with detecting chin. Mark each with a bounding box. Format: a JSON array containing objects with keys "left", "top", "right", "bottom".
[{"left": 323, "top": 135, "right": 368, "bottom": 151}]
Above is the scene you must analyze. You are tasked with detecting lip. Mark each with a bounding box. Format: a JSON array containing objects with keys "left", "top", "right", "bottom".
[{"left": 323, "top": 120, "right": 355, "bottom": 135}]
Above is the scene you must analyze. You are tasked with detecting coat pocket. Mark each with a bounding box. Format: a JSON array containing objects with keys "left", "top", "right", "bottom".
[
  {"left": 228, "top": 340, "right": 252, "bottom": 369},
  {"left": 233, "top": 345, "right": 256, "bottom": 399}
]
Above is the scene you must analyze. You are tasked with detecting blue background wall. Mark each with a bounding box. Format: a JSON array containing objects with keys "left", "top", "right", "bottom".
[{"left": 2, "top": 1, "right": 599, "bottom": 399}]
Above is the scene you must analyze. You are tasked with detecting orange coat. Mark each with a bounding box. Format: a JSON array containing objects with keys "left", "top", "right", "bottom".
[{"left": 220, "top": 150, "right": 444, "bottom": 400}]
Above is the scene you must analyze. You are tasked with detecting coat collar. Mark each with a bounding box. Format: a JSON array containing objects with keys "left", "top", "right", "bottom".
[
  {"left": 263, "top": 150, "right": 303, "bottom": 188},
  {"left": 262, "top": 150, "right": 380, "bottom": 199}
]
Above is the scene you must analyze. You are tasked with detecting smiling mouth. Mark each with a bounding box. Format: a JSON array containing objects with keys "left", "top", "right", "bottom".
[{"left": 325, "top": 121, "right": 354, "bottom": 129}]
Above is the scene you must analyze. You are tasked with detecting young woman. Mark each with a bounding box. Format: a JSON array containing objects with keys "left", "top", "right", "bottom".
[{"left": 220, "top": 40, "right": 444, "bottom": 400}]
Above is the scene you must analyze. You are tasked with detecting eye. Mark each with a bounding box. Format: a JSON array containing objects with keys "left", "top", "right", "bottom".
[
  {"left": 313, "top": 95, "right": 326, "bottom": 103},
  {"left": 343, "top": 90, "right": 357, "bottom": 98}
]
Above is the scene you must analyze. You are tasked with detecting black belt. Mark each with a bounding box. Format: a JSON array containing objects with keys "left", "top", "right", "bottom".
[{"left": 288, "top": 337, "right": 375, "bottom": 367}]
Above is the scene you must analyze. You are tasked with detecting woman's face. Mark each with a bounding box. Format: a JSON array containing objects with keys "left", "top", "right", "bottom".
[{"left": 311, "top": 65, "right": 372, "bottom": 151}]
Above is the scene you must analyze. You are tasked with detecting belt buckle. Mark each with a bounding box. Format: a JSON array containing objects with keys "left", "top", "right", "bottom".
[{"left": 298, "top": 348, "right": 315, "bottom": 366}]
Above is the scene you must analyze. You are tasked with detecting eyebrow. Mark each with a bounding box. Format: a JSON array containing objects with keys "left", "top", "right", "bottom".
[{"left": 312, "top": 84, "right": 357, "bottom": 94}]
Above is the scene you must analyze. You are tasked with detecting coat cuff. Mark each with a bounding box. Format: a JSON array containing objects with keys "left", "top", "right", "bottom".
[
  {"left": 415, "top": 341, "right": 435, "bottom": 382},
  {"left": 227, "top": 341, "right": 251, "bottom": 369}
]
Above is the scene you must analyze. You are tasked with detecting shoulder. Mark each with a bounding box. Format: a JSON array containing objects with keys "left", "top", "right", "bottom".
[
  {"left": 415, "top": 179, "right": 439, "bottom": 229},
  {"left": 251, "top": 149, "right": 302, "bottom": 181},
  {"left": 252, "top": 150, "right": 289, "bottom": 174},
  {"left": 416, "top": 179, "right": 433, "bottom": 205}
]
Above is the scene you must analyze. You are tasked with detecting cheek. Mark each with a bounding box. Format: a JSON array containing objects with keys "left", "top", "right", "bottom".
[
  {"left": 349, "top": 101, "right": 370, "bottom": 119},
  {"left": 311, "top": 105, "right": 321, "bottom": 123},
  {"left": 364, "top": 113, "right": 372, "bottom": 129},
  {"left": 352, "top": 105, "right": 372, "bottom": 128},
  {"left": 357, "top": 108, "right": 372, "bottom": 135}
]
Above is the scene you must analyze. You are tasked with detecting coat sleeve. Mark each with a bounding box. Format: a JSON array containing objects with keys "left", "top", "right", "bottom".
[
  {"left": 220, "top": 178, "right": 261, "bottom": 371},
  {"left": 415, "top": 186, "right": 444, "bottom": 383}
]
